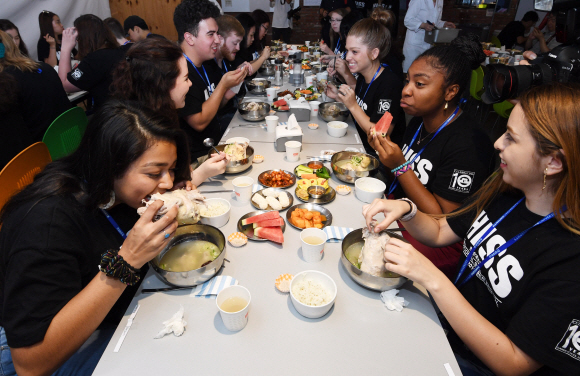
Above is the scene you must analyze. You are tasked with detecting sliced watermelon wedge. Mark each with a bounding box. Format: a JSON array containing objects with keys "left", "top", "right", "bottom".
[
  {"left": 372, "top": 111, "right": 393, "bottom": 137},
  {"left": 273, "top": 99, "right": 287, "bottom": 107},
  {"left": 254, "top": 226, "right": 284, "bottom": 243},
  {"left": 241, "top": 211, "right": 280, "bottom": 226},
  {"left": 279, "top": 105, "right": 290, "bottom": 111},
  {"left": 252, "top": 218, "right": 285, "bottom": 228}
]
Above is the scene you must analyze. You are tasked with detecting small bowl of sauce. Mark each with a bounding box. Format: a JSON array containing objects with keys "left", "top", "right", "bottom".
[
  {"left": 307, "top": 185, "right": 326, "bottom": 198},
  {"left": 307, "top": 161, "right": 323, "bottom": 171}
]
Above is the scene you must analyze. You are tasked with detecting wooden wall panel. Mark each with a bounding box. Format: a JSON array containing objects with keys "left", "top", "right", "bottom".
[{"left": 109, "top": 0, "right": 182, "bottom": 41}]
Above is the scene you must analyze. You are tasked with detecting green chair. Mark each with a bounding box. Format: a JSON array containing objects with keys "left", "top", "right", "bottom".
[
  {"left": 470, "top": 66, "right": 484, "bottom": 101},
  {"left": 42, "top": 107, "right": 88, "bottom": 160},
  {"left": 493, "top": 101, "right": 514, "bottom": 119},
  {"left": 490, "top": 35, "right": 502, "bottom": 48}
]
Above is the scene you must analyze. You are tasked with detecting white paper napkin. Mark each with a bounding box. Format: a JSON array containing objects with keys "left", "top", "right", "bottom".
[
  {"left": 380, "top": 289, "right": 409, "bottom": 312},
  {"left": 190, "top": 275, "right": 238, "bottom": 299},
  {"left": 154, "top": 304, "right": 187, "bottom": 339}
]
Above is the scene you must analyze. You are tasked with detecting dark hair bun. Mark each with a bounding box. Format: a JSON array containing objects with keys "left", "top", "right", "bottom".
[{"left": 450, "top": 34, "right": 486, "bottom": 70}]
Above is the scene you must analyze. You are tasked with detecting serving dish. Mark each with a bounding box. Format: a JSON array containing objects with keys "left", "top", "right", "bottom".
[
  {"left": 318, "top": 102, "right": 349, "bottom": 122},
  {"left": 258, "top": 169, "right": 296, "bottom": 188},
  {"left": 239, "top": 101, "right": 270, "bottom": 122},
  {"left": 289, "top": 270, "right": 337, "bottom": 319},
  {"left": 206, "top": 144, "right": 254, "bottom": 174},
  {"left": 245, "top": 79, "right": 271, "bottom": 94},
  {"left": 331, "top": 151, "right": 380, "bottom": 184},
  {"left": 251, "top": 188, "right": 293, "bottom": 211},
  {"left": 237, "top": 210, "right": 286, "bottom": 241},
  {"left": 286, "top": 203, "right": 332, "bottom": 230},
  {"left": 295, "top": 185, "right": 336, "bottom": 204},
  {"left": 150, "top": 224, "right": 226, "bottom": 287},
  {"left": 341, "top": 228, "right": 408, "bottom": 291}
]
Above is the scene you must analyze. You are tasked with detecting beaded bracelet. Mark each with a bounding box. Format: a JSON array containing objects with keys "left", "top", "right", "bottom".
[
  {"left": 99, "top": 249, "right": 141, "bottom": 286},
  {"left": 394, "top": 164, "right": 412, "bottom": 177},
  {"left": 390, "top": 161, "right": 411, "bottom": 174}
]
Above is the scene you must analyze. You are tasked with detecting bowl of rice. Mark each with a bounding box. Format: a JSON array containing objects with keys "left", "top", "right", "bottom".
[
  {"left": 200, "top": 198, "right": 231, "bottom": 228},
  {"left": 290, "top": 270, "right": 337, "bottom": 319}
]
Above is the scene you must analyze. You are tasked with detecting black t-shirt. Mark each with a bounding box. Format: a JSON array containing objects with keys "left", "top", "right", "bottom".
[
  {"left": 354, "top": 66, "right": 405, "bottom": 153},
  {"left": 392, "top": 113, "right": 495, "bottom": 203},
  {"left": 0, "top": 194, "right": 142, "bottom": 348},
  {"left": 4, "top": 63, "right": 71, "bottom": 141},
  {"left": 446, "top": 192, "right": 580, "bottom": 375},
  {"left": 178, "top": 57, "right": 223, "bottom": 160},
  {"left": 366, "top": 0, "right": 399, "bottom": 38},
  {"left": 67, "top": 48, "right": 126, "bottom": 109},
  {"left": 320, "top": 0, "right": 356, "bottom": 11},
  {"left": 36, "top": 39, "right": 76, "bottom": 65},
  {"left": 498, "top": 21, "right": 525, "bottom": 49},
  {"left": 204, "top": 58, "right": 237, "bottom": 117}
]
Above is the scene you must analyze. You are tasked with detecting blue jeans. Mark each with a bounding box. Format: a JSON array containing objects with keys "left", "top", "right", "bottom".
[{"left": 0, "top": 326, "right": 114, "bottom": 376}]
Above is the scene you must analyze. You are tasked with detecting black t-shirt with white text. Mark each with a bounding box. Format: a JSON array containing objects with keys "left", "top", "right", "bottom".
[
  {"left": 67, "top": 48, "right": 126, "bottom": 108},
  {"left": 178, "top": 58, "right": 223, "bottom": 160},
  {"left": 446, "top": 192, "right": 580, "bottom": 375},
  {"left": 354, "top": 66, "right": 405, "bottom": 153},
  {"left": 392, "top": 113, "right": 495, "bottom": 203}
]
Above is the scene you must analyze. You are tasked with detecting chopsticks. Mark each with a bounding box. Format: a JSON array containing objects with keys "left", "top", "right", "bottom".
[
  {"left": 141, "top": 286, "right": 191, "bottom": 293},
  {"left": 198, "top": 190, "right": 234, "bottom": 194}
]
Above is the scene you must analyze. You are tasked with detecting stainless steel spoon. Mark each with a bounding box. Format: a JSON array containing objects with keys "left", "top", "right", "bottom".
[{"left": 203, "top": 138, "right": 221, "bottom": 155}]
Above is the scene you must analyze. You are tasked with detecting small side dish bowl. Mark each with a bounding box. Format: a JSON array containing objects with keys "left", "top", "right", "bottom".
[
  {"left": 307, "top": 185, "right": 326, "bottom": 198},
  {"left": 327, "top": 121, "right": 348, "bottom": 137},
  {"left": 354, "top": 177, "right": 386, "bottom": 203},
  {"left": 289, "top": 270, "right": 337, "bottom": 319},
  {"left": 200, "top": 198, "right": 231, "bottom": 228}
]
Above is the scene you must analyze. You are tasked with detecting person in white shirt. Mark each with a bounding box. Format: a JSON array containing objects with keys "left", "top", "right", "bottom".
[
  {"left": 525, "top": 12, "right": 561, "bottom": 54},
  {"left": 271, "top": 0, "right": 293, "bottom": 43}
]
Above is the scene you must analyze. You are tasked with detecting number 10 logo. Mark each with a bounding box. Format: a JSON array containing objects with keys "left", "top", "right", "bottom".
[{"left": 556, "top": 319, "right": 580, "bottom": 361}]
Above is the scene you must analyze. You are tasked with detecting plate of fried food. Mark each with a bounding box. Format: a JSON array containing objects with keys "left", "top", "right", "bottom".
[
  {"left": 258, "top": 169, "right": 296, "bottom": 188},
  {"left": 286, "top": 203, "right": 332, "bottom": 229}
]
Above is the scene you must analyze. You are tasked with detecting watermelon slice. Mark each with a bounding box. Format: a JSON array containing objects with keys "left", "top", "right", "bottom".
[
  {"left": 372, "top": 111, "right": 393, "bottom": 137},
  {"left": 273, "top": 99, "right": 287, "bottom": 107},
  {"left": 252, "top": 218, "right": 285, "bottom": 228},
  {"left": 279, "top": 105, "right": 290, "bottom": 111},
  {"left": 254, "top": 226, "right": 284, "bottom": 243},
  {"left": 241, "top": 211, "right": 280, "bottom": 226}
]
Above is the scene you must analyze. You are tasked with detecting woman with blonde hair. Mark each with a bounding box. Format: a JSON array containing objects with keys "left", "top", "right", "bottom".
[
  {"left": 0, "top": 30, "right": 70, "bottom": 142},
  {"left": 364, "top": 82, "right": 580, "bottom": 375}
]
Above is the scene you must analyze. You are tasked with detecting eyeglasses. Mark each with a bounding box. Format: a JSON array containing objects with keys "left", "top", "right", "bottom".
[
  {"left": 261, "top": 24, "right": 269, "bottom": 31},
  {"left": 330, "top": 18, "right": 343, "bottom": 23}
]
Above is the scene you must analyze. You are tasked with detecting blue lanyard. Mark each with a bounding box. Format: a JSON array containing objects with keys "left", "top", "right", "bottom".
[
  {"left": 183, "top": 53, "right": 213, "bottom": 96},
  {"left": 123, "top": 40, "right": 130, "bottom": 45},
  {"left": 387, "top": 106, "right": 460, "bottom": 195},
  {"left": 358, "top": 64, "right": 384, "bottom": 104},
  {"left": 215, "top": 58, "right": 228, "bottom": 74},
  {"left": 334, "top": 37, "right": 341, "bottom": 55},
  {"left": 454, "top": 198, "right": 562, "bottom": 288},
  {"left": 100, "top": 208, "right": 127, "bottom": 239}
]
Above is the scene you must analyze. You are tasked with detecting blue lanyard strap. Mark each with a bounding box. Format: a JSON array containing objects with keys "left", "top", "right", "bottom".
[
  {"left": 454, "top": 198, "right": 564, "bottom": 288},
  {"left": 334, "top": 37, "right": 341, "bottom": 55},
  {"left": 100, "top": 208, "right": 127, "bottom": 239},
  {"left": 387, "top": 106, "right": 460, "bottom": 195},
  {"left": 358, "top": 64, "right": 384, "bottom": 104},
  {"left": 183, "top": 53, "right": 213, "bottom": 96},
  {"left": 215, "top": 58, "right": 228, "bottom": 74}
]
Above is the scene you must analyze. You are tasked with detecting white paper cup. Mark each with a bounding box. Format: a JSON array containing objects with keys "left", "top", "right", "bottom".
[
  {"left": 316, "top": 72, "right": 328, "bottom": 81},
  {"left": 305, "top": 75, "right": 315, "bottom": 87},
  {"left": 300, "top": 228, "right": 328, "bottom": 263},
  {"left": 305, "top": 41, "right": 310, "bottom": 46},
  {"left": 266, "top": 87, "right": 277, "bottom": 102},
  {"left": 232, "top": 176, "right": 254, "bottom": 203},
  {"left": 282, "top": 43, "right": 287, "bottom": 50},
  {"left": 303, "top": 52, "right": 310, "bottom": 59},
  {"left": 309, "top": 101, "right": 321, "bottom": 118},
  {"left": 285, "top": 141, "right": 301, "bottom": 162},
  {"left": 265, "top": 115, "right": 279, "bottom": 133},
  {"left": 514, "top": 54, "right": 523, "bottom": 63},
  {"left": 216, "top": 285, "right": 251, "bottom": 332}
]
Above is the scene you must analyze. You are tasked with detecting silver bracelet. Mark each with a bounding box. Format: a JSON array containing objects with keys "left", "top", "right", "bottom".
[{"left": 398, "top": 198, "right": 417, "bottom": 222}]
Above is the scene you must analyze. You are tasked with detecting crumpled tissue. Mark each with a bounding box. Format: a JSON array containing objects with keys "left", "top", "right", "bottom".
[
  {"left": 154, "top": 305, "right": 187, "bottom": 339},
  {"left": 380, "top": 289, "right": 409, "bottom": 312}
]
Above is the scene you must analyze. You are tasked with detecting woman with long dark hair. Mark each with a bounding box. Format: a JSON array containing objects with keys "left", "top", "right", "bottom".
[
  {"left": 36, "top": 10, "right": 75, "bottom": 67},
  {"left": 250, "top": 9, "right": 270, "bottom": 59},
  {"left": 111, "top": 38, "right": 229, "bottom": 186},
  {"left": 0, "top": 100, "right": 190, "bottom": 376},
  {"left": 58, "top": 14, "right": 123, "bottom": 108},
  {"left": 363, "top": 83, "right": 580, "bottom": 376},
  {"left": 0, "top": 19, "right": 29, "bottom": 57}
]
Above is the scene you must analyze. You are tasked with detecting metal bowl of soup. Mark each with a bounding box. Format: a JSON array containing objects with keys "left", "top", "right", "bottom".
[
  {"left": 318, "top": 102, "right": 349, "bottom": 122},
  {"left": 150, "top": 224, "right": 226, "bottom": 287},
  {"left": 341, "top": 228, "right": 407, "bottom": 291},
  {"left": 206, "top": 144, "right": 254, "bottom": 174},
  {"left": 331, "top": 151, "right": 380, "bottom": 184},
  {"left": 238, "top": 101, "right": 271, "bottom": 122},
  {"left": 245, "top": 79, "right": 271, "bottom": 94}
]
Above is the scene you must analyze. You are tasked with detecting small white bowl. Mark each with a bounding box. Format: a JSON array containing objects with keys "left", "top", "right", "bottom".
[
  {"left": 225, "top": 137, "right": 250, "bottom": 145},
  {"left": 289, "top": 270, "right": 337, "bottom": 319},
  {"left": 354, "top": 177, "right": 386, "bottom": 203},
  {"left": 327, "top": 121, "right": 348, "bottom": 138},
  {"left": 200, "top": 198, "right": 231, "bottom": 228}
]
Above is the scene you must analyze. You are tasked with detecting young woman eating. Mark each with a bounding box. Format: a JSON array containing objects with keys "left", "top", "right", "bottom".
[
  {"left": 368, "top": 36, "right": 494, "bottom": 278},
  {"left": 0, "top": 19, "right": 29, "bottom": 57},
  {"left": 326, "top": 17, "right": 406, "bottom": 151},
  {"left": 250, "top": 9, "right": 270, "bottom": 60},
  {"left": 236, "top": 13, "right": 269, "bottom": 81},
  {"left": 111, "top": 38, "right": 229, "bottom": 187},
  {"left": 0, "top": 100, "right": 190, "bottom": 376},
  {"left": 363, "top": 82, "right": 580, "bottom": 376},
  {"left": 320, "top": 8, "right": 348, "bottom": 58},
  {"left": 37, "top": 10, "right": 75, "bottom": 67}
]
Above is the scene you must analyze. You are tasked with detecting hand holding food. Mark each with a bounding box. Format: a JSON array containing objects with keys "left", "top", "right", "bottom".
[
  {"left": 136, "top": 189, "right": 206, "bottom": 225},
  {"left": 362, "top": 198, "right": 408, "bottom": 233},
  {"left": 337, "top": 84, "right": 356, "bottom": 108},
  {"left": 60, "top": 27, "right": 78, "bottom": 52},
  {"left": 368, "top": 133, "right": 406, "bottom": 170},
  {"left": 222, "top": 68, "right": 247, "bottom": 89}
]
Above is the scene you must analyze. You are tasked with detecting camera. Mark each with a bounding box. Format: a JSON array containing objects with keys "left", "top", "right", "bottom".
[
  {"left": 288, "top": 6, "right": 301, "bottom": 21},
  {"left": 482, "top": 0, "right": 580, "bottom": 103}
]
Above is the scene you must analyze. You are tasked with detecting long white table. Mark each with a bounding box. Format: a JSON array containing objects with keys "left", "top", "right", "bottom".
[{"left": 92, "top": 80, "right": 462, "bottom": 376}]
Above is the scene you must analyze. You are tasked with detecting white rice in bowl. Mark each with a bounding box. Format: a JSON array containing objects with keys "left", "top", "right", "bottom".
[
  {"left": 292, "top": 279, "right": 331, "bottom": 306},
  {"left": 200, "top": 201, "right": 229, "bottom": 217}
]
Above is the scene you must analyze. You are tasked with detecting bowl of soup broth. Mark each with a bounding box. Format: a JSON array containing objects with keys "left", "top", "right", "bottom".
[
  {"left": 331, "top": 151, "right": 380, "bottom": 184},
  {"left": 150, "top": 224, "right": 226, "bottom": 287}
]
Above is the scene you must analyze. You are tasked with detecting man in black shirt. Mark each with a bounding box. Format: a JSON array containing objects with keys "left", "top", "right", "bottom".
[
  {"left": 497, "top": 11, "right": 538, "bottom": 49},
  {"left": 174, "top": 0, "right": 247, "bottom": 161},
  {"left": 123, "top": 15, "right": 165, "bottom": 42}
]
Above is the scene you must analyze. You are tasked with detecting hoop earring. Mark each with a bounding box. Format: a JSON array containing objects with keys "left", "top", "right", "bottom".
[
  {"left": 542, "top": 168, "right": 548, "bottom": 190},
  {"left": 100, "top": 191, "right": 116, "bottom": 210},
  {"left": 444, "top": 101, "right": 448, "bottom": 110}
]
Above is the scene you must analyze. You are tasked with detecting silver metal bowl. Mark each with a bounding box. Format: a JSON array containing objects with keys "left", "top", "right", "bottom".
[
  {"left": 318, "top": 102, "right": 349, "bottom": 122},
  {"left": 207, "top": 144, "right": 254, "bottom": 174},
  {"left": 331, "top": 151, "right": 380, "bottom": 184},
  {"left": 150, "top": 224, "right": 226, "bottom": 287},
  {"left": 341, "top": 228, "right": 407, "bottom": 291},
  {"left": 258, "top": 65, "right": 275, "bottom": 76},
  {"left": 238, "top": 101, "right": 270, "bottom": 122},
  {"left": 245, "top": 79, "right": 270, "bottom": 94}
]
